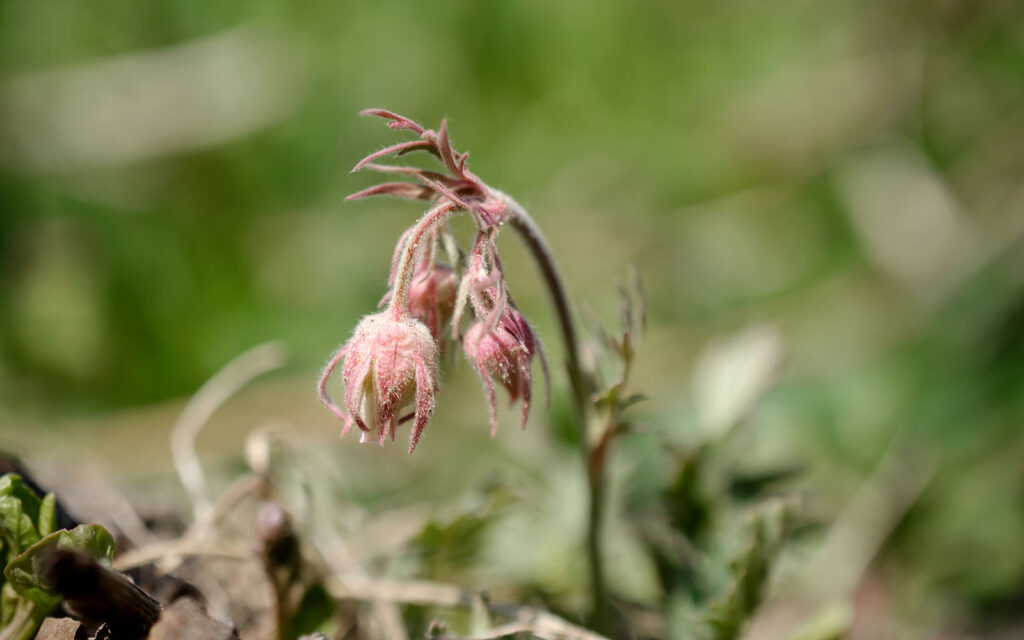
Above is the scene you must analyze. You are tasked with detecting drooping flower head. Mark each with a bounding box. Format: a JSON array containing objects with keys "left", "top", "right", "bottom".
[
  {"left": 402, "top": 232, "right": 459, "bottom": 348},
  {"left": 408, "top": 260, "right": 458, "bottom": 347},
  {"left": 463, "top": 304, "right": 548, "bottom": 436},
  {"left": 319, "top": 312, "right": 438, "bottom": 453},
  {"left": 320, "top": 109, "right": 551, "bottom": 450}
]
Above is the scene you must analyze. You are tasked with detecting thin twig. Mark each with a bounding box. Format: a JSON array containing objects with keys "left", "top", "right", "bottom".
[
  {"left": 315, "top": 535, "right": 409, "bottom": 640},
  {"left": 0, "top": 601, "right": 35, "bottom": 640},
  {"left": 170, "top": 341, "right": 287, "bottom": 525},
  {"left": 324, "top": 576, "right": 611, "bottom": 640},
  {"left": 185, "top": 473, "right": 267, "bottom": 540},
  {"left": 799, "top": 438, "right": 936, "bottom": 600},
  {"left": 117, "top": 473, "right": 266, "bottom": 575},
  {"left": 104, "top": 493, "right": 159, "bottom": 548},
  {"left": 744, "top": 437, "right": 936, "bottom": 640},
  {"left": 439, "top": 622, "right": 540, "bottom": 640},
  {"left": 113, "top": 541, "right": 250, "bottom": 571}
]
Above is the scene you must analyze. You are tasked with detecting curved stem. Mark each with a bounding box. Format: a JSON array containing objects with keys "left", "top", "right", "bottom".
[
  {"left": 388, "top": 201, "right": 459, "bottom": 318},
  {"left": 503, "top": 194, "right": 610, "bottom": 632},
  {"left": 502, "top": 196, "right": 588, "bottom": 422}
]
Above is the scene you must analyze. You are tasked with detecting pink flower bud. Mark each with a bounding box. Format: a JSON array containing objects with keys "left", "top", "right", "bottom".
[
  {"left": 319, "top": 312, "right": 439, "bottom": 453},
  {"left": 463, "top": 306, "right": 547, "bottom": 436},
  {"left": 407, "top": 261, "right": 458, "bottom": 346}
]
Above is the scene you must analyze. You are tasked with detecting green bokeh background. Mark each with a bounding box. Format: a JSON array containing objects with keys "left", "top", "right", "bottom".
[{"left": 1, "top": 0, "right": 1023, "bottom": 636}]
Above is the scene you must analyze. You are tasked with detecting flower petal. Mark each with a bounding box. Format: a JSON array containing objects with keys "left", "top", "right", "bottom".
[{"left": 343, "top": 350, "right": 373, "bottom": 433}]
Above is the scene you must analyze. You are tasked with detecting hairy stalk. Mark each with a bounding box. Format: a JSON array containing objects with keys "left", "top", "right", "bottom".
[
  {"left": 502, "top": 196, "right": 587, "bottom": 419},
  {"left": 387, "top": 201, "right": 459, "bottom": 318},
  {"left": 503, "top": 195, "right": 610, "bottom": 631}
]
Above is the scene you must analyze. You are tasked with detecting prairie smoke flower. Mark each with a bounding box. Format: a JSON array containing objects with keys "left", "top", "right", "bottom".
[
  {"left": 463, "top": 306, "right": 548, "bottom": 436},
  {"left": 318, "top": 109, "right": 620, "bottom": 632},
  {"left": 319, "top": 312, "right": 438, "bottom": 452},
  {"left": 320, "top": 109, "right": 555, "bottom": 451},
  {"left": 407, "top": 260, "right": 458, "bottom": 346}
]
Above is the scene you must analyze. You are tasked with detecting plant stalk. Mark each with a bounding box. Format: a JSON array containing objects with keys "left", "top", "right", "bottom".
[
  {"left": 388, "top": 201, "right": 458, "bottom": 318},
  {"left": 503, "top": 195, "right": 611, "bottom": 632}
]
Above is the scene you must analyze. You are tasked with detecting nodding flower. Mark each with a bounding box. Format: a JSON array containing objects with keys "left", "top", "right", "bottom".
[
  {"left": 463, "top": 305, "right": 548, "bottom": 437},
  {"left": 407, "top": 259, "right": 458, "bottom": 348},
  {"left": 321, "top": 109, "right": 552, "bottom": 451},
  {"left": 319, "top": 312, "right": 438, "bottom": 453}
]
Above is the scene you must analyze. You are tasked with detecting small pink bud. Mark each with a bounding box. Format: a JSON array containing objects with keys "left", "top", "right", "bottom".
[
  {"left": 319, "top": 312, "right": 439, "bottom": 453},
  {"left": 463, "top": 306, "right": 546, "bottom": 436},
  {"left": 407, "top": 261, "right": 458, "bottom": 346}
]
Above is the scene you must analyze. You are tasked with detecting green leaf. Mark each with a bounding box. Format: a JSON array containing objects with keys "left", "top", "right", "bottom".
[
  {"left": 620, "top": 393, "right": 648, "bottom": 410},
  {"left": 4, "top": 524, "right": 116, "bottom": 609},
  {"left": 699, "top": 505, "right": 788, "bottom": 640},
  {"left": 0, "top": 476, "right": 44, "bottom": 565},
  {"left": 284, "top": 583, "right": 334, "bottom": 640},
  {"left": 36, "top": 495, "right": 56, "bottom": 538},
  {"left": 728, "top": 466, "right": 804, "bottom": 502},
  {"left": 0, "top": 476, "right": 43, "bottom": 528},
  {"left": 664, "top": 453, "right": 711, "bottom": 541},
  {"left": 409, "top": 486, "right": 511, "bottom": 579}
]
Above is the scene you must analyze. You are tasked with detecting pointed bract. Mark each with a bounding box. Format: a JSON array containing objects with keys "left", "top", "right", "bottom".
[
  {"left": 359, "top": 109, "right": 426, "bottom": 134},
  {"left": 352, "top": 140, "right": 438, "bottom": 172},
  {"left": 348, "top": 110, "right": 497, "bottom": 220},
  {"left": 346, "top": 182, "right": 435, "bottom": 202}
]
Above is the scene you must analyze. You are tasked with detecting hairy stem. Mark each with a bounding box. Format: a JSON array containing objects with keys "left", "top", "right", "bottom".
[
  {"left": 503, "top": 194, "right": 610, "bottom": 631},
  {"left": 388, "top": 201, "right": 459, "bottom": 318},
  {"left": 503, "top": 196, "right": 588, "bottom": 420}
]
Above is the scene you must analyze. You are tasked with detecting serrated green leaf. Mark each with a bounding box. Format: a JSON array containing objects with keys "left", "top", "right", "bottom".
[{"left": 4, "top": 524, "right": 116, "bottom": 609}]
